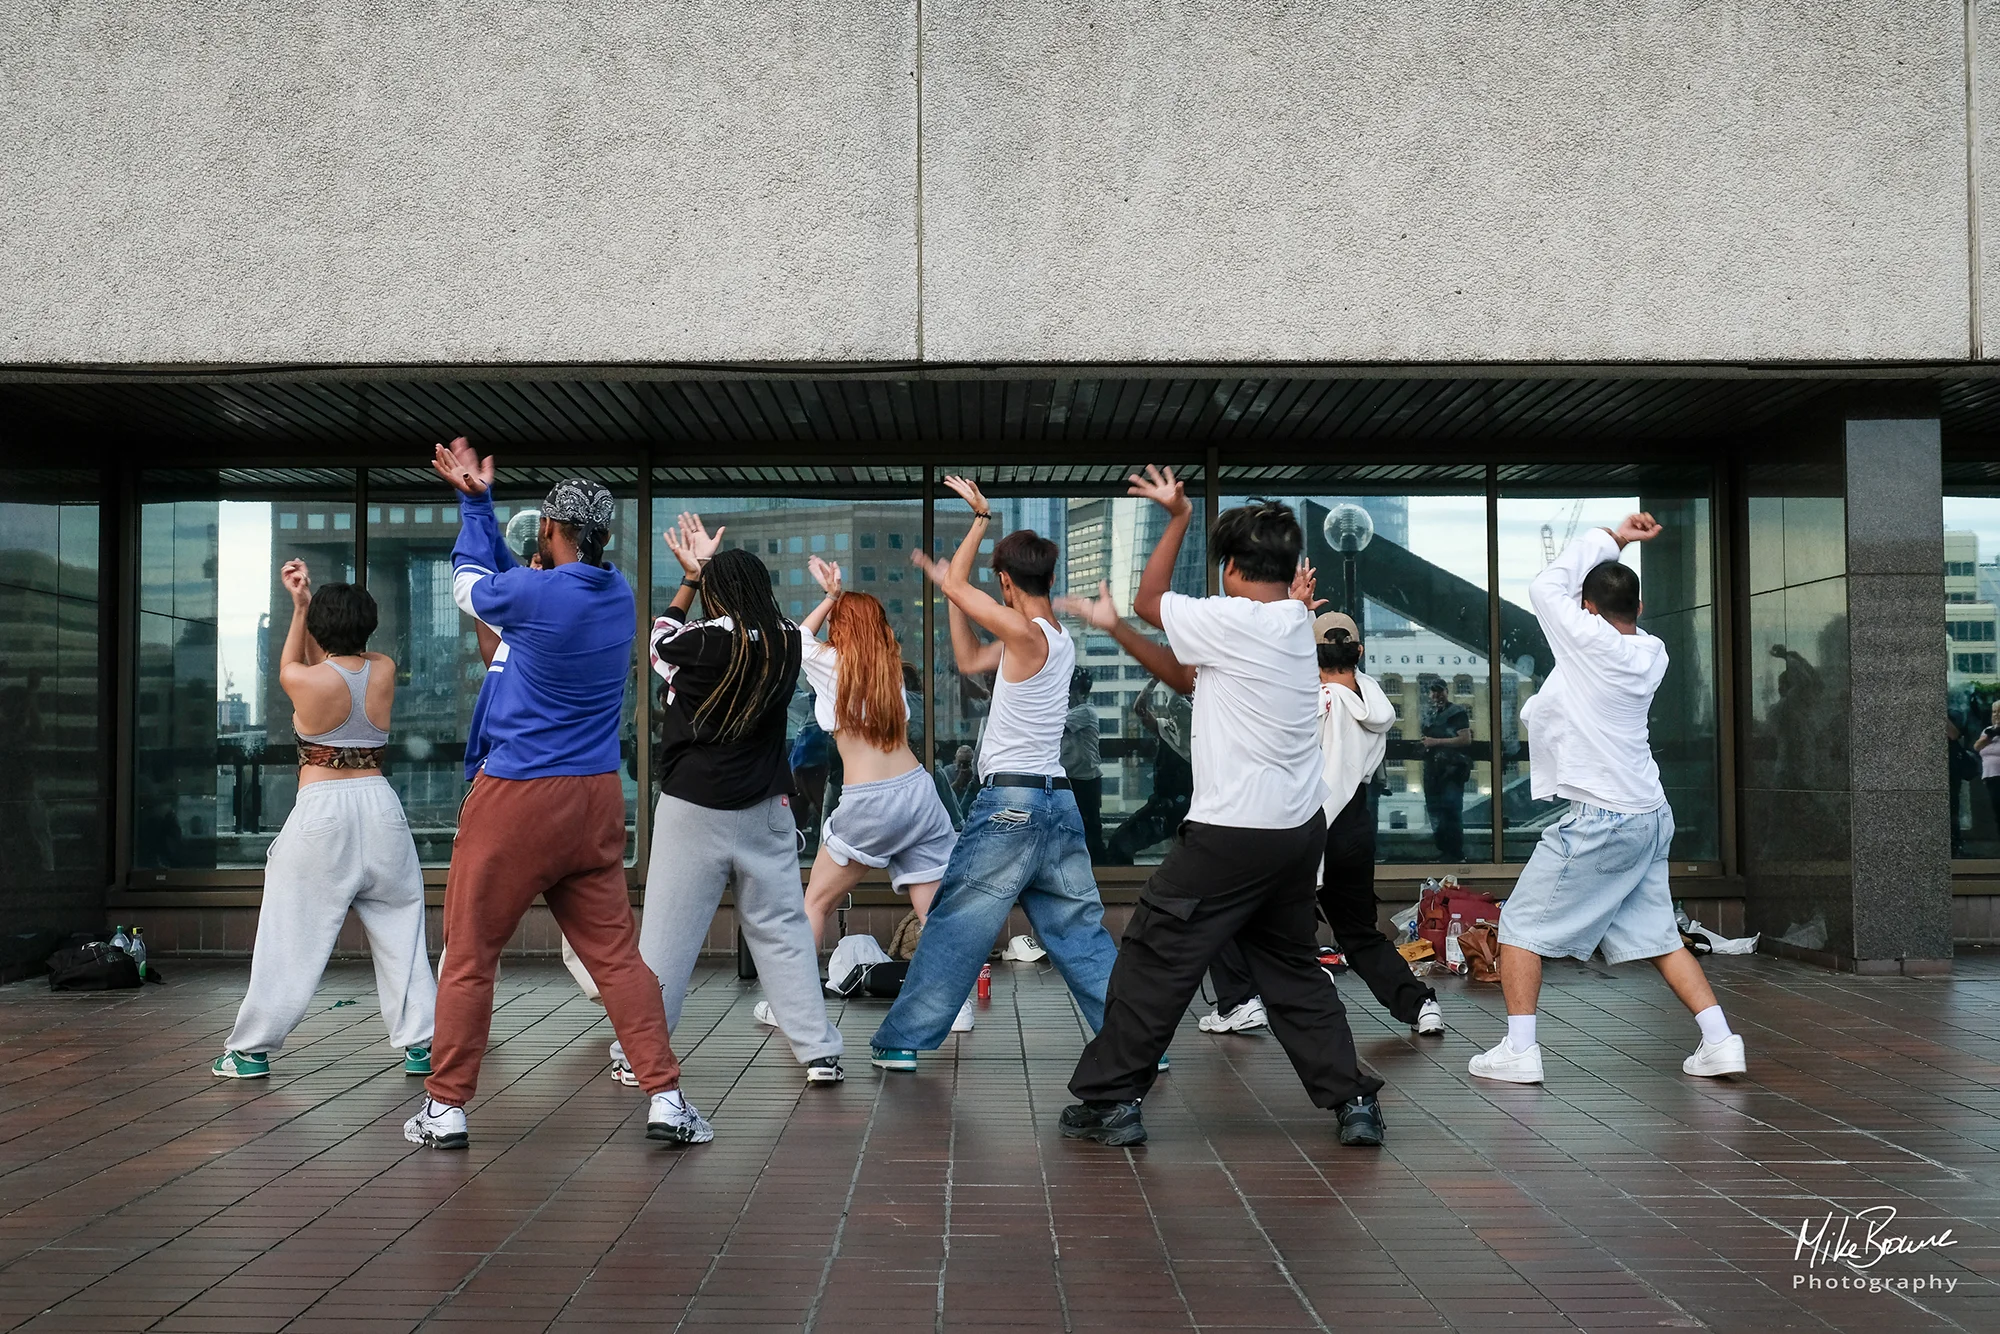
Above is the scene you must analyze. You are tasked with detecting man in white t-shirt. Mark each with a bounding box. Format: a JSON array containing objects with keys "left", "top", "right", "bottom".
[
  {"left": 1061, "top": 469, "right": 1386, "bottom": 1149},
  {"left": 1469, "top": 516, "right": 1746, "bottom": 1085}
]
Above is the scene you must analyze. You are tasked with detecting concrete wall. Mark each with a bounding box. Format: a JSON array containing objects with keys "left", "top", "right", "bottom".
[{"left": 0, "top": 2, "right": 1984, "bottom": 366}]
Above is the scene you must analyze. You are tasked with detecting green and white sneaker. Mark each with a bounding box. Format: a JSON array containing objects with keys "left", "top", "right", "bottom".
[
  {"left": 212, "top": 1050, "right": 269, "bottom": 1079},
  {"left": 403, "top": 1047, "right": 432, "bottom": 1076}
]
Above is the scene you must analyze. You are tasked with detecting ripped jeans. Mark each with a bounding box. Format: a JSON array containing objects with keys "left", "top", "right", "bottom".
[{"left": 872, "top": 781, "right": 1118, "bottom": 1052}]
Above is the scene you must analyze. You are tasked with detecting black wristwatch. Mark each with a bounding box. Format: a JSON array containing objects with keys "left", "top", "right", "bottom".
[{"left": 680, "top": 575, "right": 702, "bottom": 590}]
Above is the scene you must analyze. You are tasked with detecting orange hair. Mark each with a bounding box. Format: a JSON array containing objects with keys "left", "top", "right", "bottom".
[{"left": 826, "top": 592, "right": 907, "bottom": 751}]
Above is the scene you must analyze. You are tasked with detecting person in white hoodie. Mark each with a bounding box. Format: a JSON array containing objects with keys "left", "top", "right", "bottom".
[
  {"left": 1200, "top": 610, "right": 1443, "bottom": 1037},
  {"left": 1469, "top": 514, "right": 1746, "bottom": 1085}
]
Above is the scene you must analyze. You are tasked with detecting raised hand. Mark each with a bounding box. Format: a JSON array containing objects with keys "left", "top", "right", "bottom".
[
  {"left": 808, "top": 554, "right": 844, "bottom": 596},
  {"left": 1054, "top": 580, "right": 1122, "bottom": 631},
  {"left": 1126, "top": 464, "right": 1190, "bottom": 516},
  {"left": 429, "top": 437, "right": 493, "bottom": 496},
  {"left": 941, "top": 474, "right": 992, "bottom": 516},
  {"left": 664, "top": 511, "right": 726, "bottom": 575},
  {"left": 1611, "top": 512, "right": 1662, "bottom": 547},
  {"left": 909, "top": 548, "right": 952, "bottom": 585},
  {"left": 280, "top": 558, "right": 312, "bottom": 607},
  {"left": 1289, "top": 560, "right": 1326, "bottom": 610}
]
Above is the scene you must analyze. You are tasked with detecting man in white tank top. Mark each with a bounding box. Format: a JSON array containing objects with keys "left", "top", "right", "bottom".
[{"left": 868, "top": 476, "right": 1121, "bottom": 1072}]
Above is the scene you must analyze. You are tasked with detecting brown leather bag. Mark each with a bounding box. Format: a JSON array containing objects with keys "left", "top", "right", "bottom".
[
  {"left": 888, "top": 911, "right": 924, "bottom": 961},
  {"left": 1457, "top": 921, "right": 1502, "bottom": 983}
]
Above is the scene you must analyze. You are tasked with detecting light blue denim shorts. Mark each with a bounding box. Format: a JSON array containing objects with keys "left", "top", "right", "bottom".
[
  {"left": 1498, "top": 802, "right": 1681, "bottom": 965},
  {"left": 824, "top": 765, "right": 958, "bottom": 889}
]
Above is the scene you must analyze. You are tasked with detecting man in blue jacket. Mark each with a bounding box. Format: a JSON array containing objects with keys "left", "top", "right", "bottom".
[{"left": 406, "top": 438, "right": 708, "bottom": 1151}]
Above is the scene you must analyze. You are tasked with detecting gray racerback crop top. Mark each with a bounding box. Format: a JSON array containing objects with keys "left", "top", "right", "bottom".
[{"left": 296, "top": 659, "right": 390, "bottom": 747}]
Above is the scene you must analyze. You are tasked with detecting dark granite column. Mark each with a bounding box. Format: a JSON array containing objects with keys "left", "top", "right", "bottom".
[
  {"left": 1844, "top": 417, "right": 1951, "bottom": 973},
  {"left": 1739, "top": 411, "right": 1951, "bottom": 974}
]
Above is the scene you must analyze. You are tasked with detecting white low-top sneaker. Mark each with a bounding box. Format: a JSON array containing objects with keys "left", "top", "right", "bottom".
[
  {"left": 403, "top": 1098, "right": 469, "bottom": 1150},
  {"left": 1198, "top": 998, "right": 1269, "bottom": 1033},
  {"left": 1468, "top": 1039, "right": 1544, "bottom": 1084},
  {"left": 647, "top": 1092, "right": 715, "bottom": 1144},
  {"left": 751, "top": 1000, "right": 779, "bottom": 1028},
  {"left": 607, "top": 1039, "right": 638, "bottom": 1086},
  {"left": 951, "top": 998, "right": 975, "bottom": 1032},
  {"left": 1413, "top": 998, "right": 1444, "bottom": 1035},
  {"left": 1682, "top": 1034, "right": 1747, "bottom": 1078}
]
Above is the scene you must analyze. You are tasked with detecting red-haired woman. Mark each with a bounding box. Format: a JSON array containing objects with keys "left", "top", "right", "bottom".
[{"left": 797, "top": 555, "right": 960, "bottom": 956}]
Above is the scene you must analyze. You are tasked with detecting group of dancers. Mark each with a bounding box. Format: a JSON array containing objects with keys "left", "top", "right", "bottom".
[{"left": 210, "top": 438, "right": 1747, "bottom": 1153}]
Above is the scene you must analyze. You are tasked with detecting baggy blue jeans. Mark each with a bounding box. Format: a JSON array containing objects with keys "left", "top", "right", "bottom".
[{"left": 872, "top": 781, "right": 1118, "bottom": 1052}]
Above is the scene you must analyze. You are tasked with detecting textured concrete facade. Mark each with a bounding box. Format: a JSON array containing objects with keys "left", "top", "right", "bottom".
[{"left": 0, "top": 2, "right": 1988, "bottom": 365}]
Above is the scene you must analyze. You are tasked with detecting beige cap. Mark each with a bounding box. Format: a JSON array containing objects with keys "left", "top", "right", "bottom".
[{"left": 1314, "top": 611, "right": 1360, "bottom": 643}]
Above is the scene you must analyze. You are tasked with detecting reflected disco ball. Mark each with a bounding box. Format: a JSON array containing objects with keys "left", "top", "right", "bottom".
[
  {"left": 505, "top": 508, "right": 542, "bottom": 562},
  {"left": 1323, "top": 503, "right": 1375, "bottom": 553}
]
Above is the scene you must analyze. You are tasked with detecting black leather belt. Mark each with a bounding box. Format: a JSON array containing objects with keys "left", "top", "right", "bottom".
[{"left": 983, "top": 772, "right": 1072, "bottom": 791}]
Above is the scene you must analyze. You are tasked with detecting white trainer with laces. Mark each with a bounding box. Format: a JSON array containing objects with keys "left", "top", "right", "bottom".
[
  {"left": 403, "top": 1098, "right": 469, "bottom": 1150},
  {"left": 1468, "top": 1038, "right": 1544, "bottom": 1084},
  {"left": 1198, "top": 998, "right": 1268, "bottom": 1033},
  {"left": 752, "top": 1000, "right": 779, "bottom": 1028},
  {"left": 608, "top": 1039, "right": 638, "bottom": 1086},
  {"left": 647, "top": 1092, "right": 715, "bottom": 1144},
  {"left": 951, "top": 998, "right": 975, "bottom": 1032},
  {"left": 1682, "top": 1034, "right": 1747, "bottom": 1078},
  {"left": 1413, "top": 998, "right": 1444, "bottom": 1035}
]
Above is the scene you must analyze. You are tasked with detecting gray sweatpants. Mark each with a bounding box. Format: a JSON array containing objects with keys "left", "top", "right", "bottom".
[
  {"left": 639, "top": 791, "right": 842, "bottom": 1064},
  {"left": 225, "top": 776, "right": 436, "bottom": 1054}
]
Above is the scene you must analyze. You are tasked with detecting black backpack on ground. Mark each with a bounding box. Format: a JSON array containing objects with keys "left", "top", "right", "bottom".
[{"left": 46, "top": 938, "right": 144, "bottom": 991}]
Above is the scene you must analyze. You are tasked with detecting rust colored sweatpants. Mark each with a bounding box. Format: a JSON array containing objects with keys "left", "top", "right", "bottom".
[{"left": 427, "top": 771, "right": 680, "bottom": 1107}]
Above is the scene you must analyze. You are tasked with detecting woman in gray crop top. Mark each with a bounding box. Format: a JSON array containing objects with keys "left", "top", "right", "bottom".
[{"left": 209, "top": 559, "right": 437, "bottom": 1085}]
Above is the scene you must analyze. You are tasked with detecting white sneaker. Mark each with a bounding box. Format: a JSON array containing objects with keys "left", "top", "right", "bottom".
[
  {"left": 1468, "top": 1038, "right": 1544, "bottom": 1084},
  {"left": 608, "top": 1039, "right": 638, "bottom": 1086},
  {"left": 951, "top": 998, "right": 975, "bottom": 1032},
  {"left": 403, "top": 1097, "right": 469, "bottom": 1150},
  {"left": 646, "top": 1091, "right": 715, "bottom": 1144},
  {"left": 751, "top": 1000, "right": 779, "bottom": 1028},
  {"left": 1682, "top": 1033, "right": 1747, "bottom": 1078},
  {"left": 1413, "top": 998, "right": 1444, "bottom": 1035},
  {"left": 1198, "top": 998, "right": 1268, "bottom": 1033}
]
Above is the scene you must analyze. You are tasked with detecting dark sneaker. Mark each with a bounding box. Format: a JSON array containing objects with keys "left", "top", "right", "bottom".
[
  {"left": 1059, "top": 1100, "right": 1147, "bottom": 1146},
  {"left": 1336, "top": 1093, "right": 1386, "bottom": 1147},
  {"left": 806, "top": 1056, "right": 845, "bottom": 1085}
]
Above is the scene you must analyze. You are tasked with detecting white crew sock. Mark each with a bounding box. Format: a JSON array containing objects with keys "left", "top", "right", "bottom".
[
  {"left": 1506, "top": 1014, "right": 1538, "bottom": 1052},
  {"left": 654, "top": 1089, "right": 688, "bottom": 1111},
  {"left": 1693, "top": 1005, "right": 1733, "bottom": 1045},
  {"left": 425, "top": 1098, "right": 459, "bottom": 1117}
]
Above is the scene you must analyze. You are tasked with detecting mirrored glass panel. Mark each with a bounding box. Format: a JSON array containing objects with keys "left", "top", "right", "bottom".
[
  {"left": 1944, "top": 494, "right": 2000, "bottom": 858},
  {"left": 1497, "top": 466, "right": 1717, "bottom": 862},
  {"left": 1223, "top": 485, "right": 1491, "bottom": 864},
  {"left": 136, "top": 469, "right": 357, "bottom": 869},
  {"left": 367, "top": 466, "right": 641, "bottom": 864},
  {"left": 648, "top": 488, "right": 926, "bottom": 864},
  {"left": 932, "top": 470, "right": 1207, "bottom": 867}
]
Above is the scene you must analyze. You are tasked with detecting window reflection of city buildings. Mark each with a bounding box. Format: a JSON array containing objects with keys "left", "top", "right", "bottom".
[{"left": 1942, "top": 507, "right": 2000, "bottom": 857}]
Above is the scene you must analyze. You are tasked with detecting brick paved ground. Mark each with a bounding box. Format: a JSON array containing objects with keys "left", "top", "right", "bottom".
[{"left": 2, "top": 952, "right": 1998, "bottom": 1333}]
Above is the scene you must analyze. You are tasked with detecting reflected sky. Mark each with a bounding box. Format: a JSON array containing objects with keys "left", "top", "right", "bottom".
[{"left": 216, "top": 501, "right": 272, "bottom": 726}]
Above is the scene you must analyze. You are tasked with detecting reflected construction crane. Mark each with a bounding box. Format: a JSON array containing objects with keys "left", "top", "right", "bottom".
[{"left": 1539, "top": 499, "right": 1585, "bottom": 566}]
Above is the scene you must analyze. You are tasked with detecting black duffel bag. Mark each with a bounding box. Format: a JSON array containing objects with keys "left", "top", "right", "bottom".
[{"left": 47, "top": 941, "right": 142, "bottom": 991}]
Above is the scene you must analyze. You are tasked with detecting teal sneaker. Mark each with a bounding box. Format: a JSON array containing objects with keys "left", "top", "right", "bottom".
[
  {"left": 1157, "top": 1054, "right": 1170, "bottom": 1073},
  {"left": 403, "top": 1047, "right": 432, "bottom": 1076},
  {"left": 212, "top": 1050, "right": 269, "bottom": 1079},
  {"left": 870, "top": 1046, "right": 917, "bottom": 1072}
]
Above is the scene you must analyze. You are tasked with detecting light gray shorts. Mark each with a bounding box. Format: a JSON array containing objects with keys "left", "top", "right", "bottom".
[
  {"left": 823, "top": 764, "right": 959, "bottom": 890},
  {"left": 1497, "top": 801, "right": 1682, "bottom": 965}
]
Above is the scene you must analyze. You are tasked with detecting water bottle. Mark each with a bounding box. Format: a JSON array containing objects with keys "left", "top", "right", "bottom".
[
  {"left": 109, "top": 925, "right": 131, "bottom": 954},
  {"left": 1444, "top": 914, "right": 1465, "bottom": 974},
  {"left": 977, "top": 963, "right": 992, "bottom": 1001},
  {"left": 127, "top": 927, "right": 148, "bottom": 979}
]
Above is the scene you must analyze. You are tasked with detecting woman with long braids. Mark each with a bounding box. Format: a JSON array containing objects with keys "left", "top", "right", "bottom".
[
  {"left": 611, "top": 512, "right": 847, "bottom": 1089},
  {"left": 795, "top": 555, "right": 960, "bottom": 987}
]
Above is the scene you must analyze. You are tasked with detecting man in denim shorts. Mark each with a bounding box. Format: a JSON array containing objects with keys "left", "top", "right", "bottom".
[{"left": 1470, "top": 514, "right": 1747, "bottom": 1086}]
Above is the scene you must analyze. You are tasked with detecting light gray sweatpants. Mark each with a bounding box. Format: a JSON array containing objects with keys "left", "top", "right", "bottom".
[
  {"left": 638, "top": 791, "right": 842, "bottom": 1064},
  {"left": 225, "top": 775, "right": 436, "bottom": 1054}
]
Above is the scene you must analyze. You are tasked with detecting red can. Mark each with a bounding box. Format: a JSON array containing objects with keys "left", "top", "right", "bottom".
[{"left": 977, "top": 963, "right": 992, "bottom": 1000}]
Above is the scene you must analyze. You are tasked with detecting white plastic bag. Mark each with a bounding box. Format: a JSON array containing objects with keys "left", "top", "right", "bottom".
[{"left": 826, "top": 933, "right": 892, "bottom": 993}]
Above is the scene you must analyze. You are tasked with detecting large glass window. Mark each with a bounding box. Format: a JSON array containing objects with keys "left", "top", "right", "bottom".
[
  {"left": 1943, "top": 493, "right": 2000, "bottom": 859},
  {"left": 1225, "top": 482, "right": 1491, "bottom": 865},
  {"left": 0, "top": 469, "right": 104, "bottom": 951},
  {"left": 136, "top": 470, "right": 357, "bottom": 868},
  {"left": 648, "top": 485, "right": 926, "bottom": 863},
  {"left": 1497, "top": 467, "right": 1718, "bottom": 862},
  {"left": 368, "top": 467, "right": 642, "bottom": 864},
  {"left": 933, "top": 474, "right": 1207, "bottom": 867}
]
